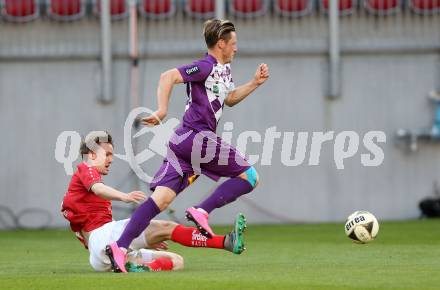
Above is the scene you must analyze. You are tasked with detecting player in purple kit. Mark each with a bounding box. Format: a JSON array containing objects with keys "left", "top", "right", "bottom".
[{"left": 106, "top": 19, "right": 269, "bottom": 272}]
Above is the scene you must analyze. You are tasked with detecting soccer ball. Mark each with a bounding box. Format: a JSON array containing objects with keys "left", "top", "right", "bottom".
[{"left": 344, "top": 210, "right": 379, "bottom": 243}]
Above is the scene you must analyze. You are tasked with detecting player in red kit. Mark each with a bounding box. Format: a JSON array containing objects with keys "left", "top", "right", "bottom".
[{"left": 61, "top": 131, "right": 246, "bottom": 272}]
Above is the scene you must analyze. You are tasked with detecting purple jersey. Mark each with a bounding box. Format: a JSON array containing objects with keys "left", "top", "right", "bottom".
[
  {"left": 150, "top": 54, "right": 249, "bottom": 194},
  {"left": 177, "top": 54, "right": 235, "bottom": 133}
]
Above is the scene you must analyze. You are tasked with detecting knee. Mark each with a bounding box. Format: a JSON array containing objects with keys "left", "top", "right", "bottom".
[
  {"left": 239, "top": 167, "right": 259, "bottom": 189},
  {"left": 153, "top": 196, "right": 172, "bottom": 210},
  {"left": 145, "top": 220, "right": 178, "bottom": 242},
  {"left": 163, "top": 220, "right": 179, "bottom": 230},
  {"left": 148, "top": 220, "right": 176, "bottom": 232},
  {"left": 155, "top": 220, "right": 178, "bottom": 239},
  {"left": 151, "top": 187, "right": 176, "bottom": 210},
  {"left": 151, "top": 220, "right": 178, "bottom": 229}
]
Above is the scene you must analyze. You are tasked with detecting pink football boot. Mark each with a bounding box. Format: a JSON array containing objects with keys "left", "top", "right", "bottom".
[{"left": 185, "top": 207, "right": 215, "bottom": 238}]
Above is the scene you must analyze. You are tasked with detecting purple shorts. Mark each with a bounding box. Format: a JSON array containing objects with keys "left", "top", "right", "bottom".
[{"left": 150, "top": 126, "right": 250, "bottom": 194}]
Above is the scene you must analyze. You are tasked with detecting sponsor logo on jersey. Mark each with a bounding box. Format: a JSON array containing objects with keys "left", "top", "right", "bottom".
[
  {"left": 213, "top": 84, "right": 219, "bottom": 94},
  {"left": 185, "top": 66, "right": 200, "bottom": 75}
]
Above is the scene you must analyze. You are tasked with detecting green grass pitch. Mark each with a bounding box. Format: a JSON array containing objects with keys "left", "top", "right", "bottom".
[{"left": 0, "top": 220, "right": 439, "bottom": 290}]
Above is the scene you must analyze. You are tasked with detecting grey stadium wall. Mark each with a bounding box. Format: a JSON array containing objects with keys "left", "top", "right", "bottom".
[{"left": 0, "top": 5, "right": 439, "bottom": 228}]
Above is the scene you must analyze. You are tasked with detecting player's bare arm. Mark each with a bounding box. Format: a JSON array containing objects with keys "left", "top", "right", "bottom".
[
  {"left": 91, "top": 183, "right": 146, "bottom": 204},
  {"left": 142, "top": 68, "right": 184, "bottom": 126},
  {"left": 224, "top": 63, "right": 269, "bottom": 107}
]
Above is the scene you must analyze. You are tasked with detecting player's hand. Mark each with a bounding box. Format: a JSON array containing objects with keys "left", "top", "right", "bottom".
[
  {"left": 149, "top": 241, "right": 169, "bottom": 251},
  {"left": 123, "top": 191, "right": 146, "bottom": 204},
  {"left": 254, "top": 63, "right": 269, "bottom": 86},
  {"left": 141, "top": 110, "right": 166, "bottom": 127}
]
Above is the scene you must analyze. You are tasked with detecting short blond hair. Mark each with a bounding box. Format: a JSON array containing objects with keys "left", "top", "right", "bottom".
[{"left": 203, "top": 19, "right": 235, "bottom": 49}]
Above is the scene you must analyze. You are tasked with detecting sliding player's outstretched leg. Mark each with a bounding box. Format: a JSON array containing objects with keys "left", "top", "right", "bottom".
[{"left": 143, "top": 218, "right": 247, "bottom": 254}]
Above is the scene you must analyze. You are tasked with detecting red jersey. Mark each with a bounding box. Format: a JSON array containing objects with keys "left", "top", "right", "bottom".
[{"left": 61, "top": 162, "right": 113, "bottom": 237}]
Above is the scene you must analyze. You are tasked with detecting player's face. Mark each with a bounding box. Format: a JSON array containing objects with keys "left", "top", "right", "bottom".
[
  {"left": 91, "top": 143, "right": 113, "bottom": 175},
  {"left": 221, "top": 32, "right": 237, "bottom": 64}
]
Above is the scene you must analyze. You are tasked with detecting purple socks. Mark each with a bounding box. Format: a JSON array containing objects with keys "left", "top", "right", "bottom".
[
  {"left": 116, "top": 198, "right": 160, "bottom": 249},
  {"left": 196, "top": 177, "right": 254, "bottom": 213}
]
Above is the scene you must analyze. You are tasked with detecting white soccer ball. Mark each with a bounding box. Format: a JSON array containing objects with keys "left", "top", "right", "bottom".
[{"left": 344, "top": 210, "right": 379, "bottom": 243}]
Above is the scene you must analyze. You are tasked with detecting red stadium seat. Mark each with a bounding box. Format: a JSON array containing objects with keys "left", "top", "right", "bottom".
[
  {"left": 185, "top": 0, "right": 215, "bottom": 19},
  {"left": 274, "top": 0, "right": 313, "bottom": 17},
  {"left": 139, "top": 0, "right": 176, "bottom": 19},
  {"left": 47, "top": 0, "right": 85, "bottom": 20},
  {"left": 364, "top": 0, "right": 400, "bottom": 15},
  {"left": 229, "top": 0, "right": 268, "bottom": 17},
  {"left": 2, "top": 0, "right": 39, "bottom": 22},
  {"left": 321, "top": 0, "right": 356, "bottom": 15},
  {"left": 410, "top": 0, "right": 440, "bottom": 14},
  {"left": 94, "top": 0, "right": 128, "bottom": 20}
]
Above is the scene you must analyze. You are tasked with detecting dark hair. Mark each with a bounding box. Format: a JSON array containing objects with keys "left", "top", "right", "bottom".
[
  {"left": 203, "top": 19, "right": 236, "bottom": 49},
  {"left": 80, "top": 131, "right": 113, "bottom": 155}
]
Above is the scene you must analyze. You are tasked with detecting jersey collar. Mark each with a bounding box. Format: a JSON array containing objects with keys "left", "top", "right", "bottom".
[{"left": 205, "top": 53, "right": 218, "bottom": 65}]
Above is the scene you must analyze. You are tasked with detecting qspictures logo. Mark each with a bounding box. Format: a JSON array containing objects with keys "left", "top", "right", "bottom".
[{"left": 55, "top": 107, "right": 386, "bottom": 183}]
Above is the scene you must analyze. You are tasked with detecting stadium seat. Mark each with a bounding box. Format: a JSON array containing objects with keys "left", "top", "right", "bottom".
[
  {"left": 47, "top": 0, "right": 85, "bottom": 21},
  {"left": 139, "top": 0, "right": 175, "bottom": 19},
  {"left": 364, "top": 0, "right": 400, "bottom": 15},
  {"left": 321, "top": 0, "right": 356, "bottom": 15},
  {"left": 2, "top": 0, "right": 39, "bottom": 22},
  {"left": 409, "top": 0, "right": 440, "bottom": 14},
  {"left": 185, "top": 0, "right": 215, "bottom": 19},
  {"left": 274, "top": 0, "right": 313, "bottom": 17},
  {"left": 94, "top": 0, "right": 128, "bottom": 20},
  {"left": 229, "top": 0, "right": 268, "bottom": 17}
]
